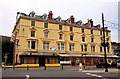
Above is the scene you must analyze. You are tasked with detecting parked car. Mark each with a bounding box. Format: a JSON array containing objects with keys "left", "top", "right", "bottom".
[
  {"left": 116, "top": 60, "right": 120, "bottom": 68},
  {"left": 96, "top": 61, "right": 111, "bottom": 68},
  {"left": 111, "top": 60, "right": 120, "bottom": 68}
]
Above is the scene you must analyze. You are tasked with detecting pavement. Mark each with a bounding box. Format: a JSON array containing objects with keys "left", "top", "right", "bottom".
[
  {"left": 2, "top": 65, "right": 120, "bottom": 74},
  {"left": 63, "top": 65, "right": 119, "bottom": 74},
  {"left": 82, "top": 68, "right": 119, "bottom": 74}
]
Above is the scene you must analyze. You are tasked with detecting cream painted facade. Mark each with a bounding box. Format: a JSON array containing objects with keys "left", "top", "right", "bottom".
[{"left": 12, "top": 11, "right": 114, "bottom": 66}]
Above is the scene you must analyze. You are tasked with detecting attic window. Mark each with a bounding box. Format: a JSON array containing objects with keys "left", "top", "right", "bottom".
[
  {"left": 42, "top": 14, "right": 47, "bottom": 20},
  {"left": 29, "top": 11, "right": 35, "bottom": 17},
  {"left": 56, "top": 16, "right": 61, "bottom": 22},
  {"left": 66, "top": 19, "right": 71, "bottom": 24}
]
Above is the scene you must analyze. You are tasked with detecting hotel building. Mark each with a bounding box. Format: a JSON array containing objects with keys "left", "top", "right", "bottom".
[{"left": 12, "top": 11, "right": 115, "bottom": 66}]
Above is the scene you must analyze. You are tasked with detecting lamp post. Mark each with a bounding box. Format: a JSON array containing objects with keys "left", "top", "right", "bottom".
[
  {"left": 4, "top": 53, "right": 8, "bottom": 70},
  {"left": 81, "top": 54, "right": 86, "bottom": 68},
  {"left": 102, "top": 13, "right": 108, "bottom": 72}
]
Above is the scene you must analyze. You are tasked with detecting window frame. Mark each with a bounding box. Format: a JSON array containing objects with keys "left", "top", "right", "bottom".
[
  {"left": 44, "top": 23, "right": 48, "bottom": 28},
  {"left": 59, "top": 34, "right": 63, "bottom": 39},
  {"left": 61, "top": 43, "right": 64, "bottom": 51},
  {"left": 82, "top": 37, "right": 85, "bottom": 42},
  {"left": 100, "top": 47, "right": 102, "bottom": 52},
  {"left": 31, "top": 41, "right": 36, "bottom": 49},
  {"left": 82, "top": 28, "right": 84, "bottom": 33},
  {"left": 91, "top": 30, "right": 93, "bottom": 34},
  {"left": 69, "top": 44, "right": 74, "bottom": 51},
  {"left": 59, "top": 25, "right": 62, "bottom": 30},
  {"left": 70, "top": 35, "right": 73, "bottom": 41},
  {"left": 43, "top": 42, "right": 49, "bottom": 50},
  {"left": 91, "top": 38, "right": 94, "bottom": 43},
  {"left": 31, "top": 31, "right": 35, "bottom": 37},
  {"left": 91, "top": 46, "right": 95, "bottom": 52},
  {"left": 70, "top": 26, "right": 73, "bottom": 32},
  {"left": 44, "top": 32, "right": 48, "bottom": 38},
  {"left": 31, "top": 20, "right": 35, "bottom": 26},
  {"left": 100, "top": 31, "right": 102, "bottom": 35}
]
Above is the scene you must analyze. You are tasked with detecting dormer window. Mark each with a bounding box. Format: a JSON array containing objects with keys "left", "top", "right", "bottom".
[
  {"left": 29, "top": 11, "right": 36, "bottom": 17},
  {"left": 76, "top": 20, "right": 82, "bottom": 25},
  {"left": 56, "top": 16, "right": 61, "bottom": 22},
  {"left": 42, "top": 14, "right": 47, "bottom": 20},
  {"left": 66, "top": 18, "right": 71, "bottom": 24}
]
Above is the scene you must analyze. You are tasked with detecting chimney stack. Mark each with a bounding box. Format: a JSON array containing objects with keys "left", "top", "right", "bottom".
[
  {"left": 48, "top": 11, "right": 53, "bottom": 20},
  {"left": 89, "top": 19, "right": 93, "bottom": 27},
  {"left": 70, "top": 15, "right": 75, "bottom": 24}
]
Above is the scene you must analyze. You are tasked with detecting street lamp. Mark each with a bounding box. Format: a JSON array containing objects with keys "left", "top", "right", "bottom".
[
  {"left": 81, "top": 54, "right": 86, "bottom": 69},
  {"left": 4, "top": 53, "right": 8, "bottom": 69},
  {"left": 102, "top": 13, "right": 109, "bottom": 72}
]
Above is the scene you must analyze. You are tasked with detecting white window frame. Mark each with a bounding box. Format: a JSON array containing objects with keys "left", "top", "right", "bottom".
[{"left": 43, "top": 42, "right": 49, "bottom": 50}]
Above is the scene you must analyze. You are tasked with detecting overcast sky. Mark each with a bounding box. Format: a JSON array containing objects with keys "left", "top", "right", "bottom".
[{"left": 0, "top": 0, "right": 119, "bottom": 42}]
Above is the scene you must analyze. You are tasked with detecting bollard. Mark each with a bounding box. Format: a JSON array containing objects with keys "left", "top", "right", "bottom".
[
  {"left": 61, "top": 65, "right": 63, "bottom": 70},
  {"left": 13, "top": 65, "right": 15, "bottom": 70},
  {"left": 4, "top": 66, "right": 6, "bottom": 70},
  {"left": 44, "top": 66, "right": 46, "bottom": 70},
  {"left": 27, "top": 65, "right": 29, "bottom": 70},
  {"left": 13, "top": 66, "right": 15, "bottom": 70}
]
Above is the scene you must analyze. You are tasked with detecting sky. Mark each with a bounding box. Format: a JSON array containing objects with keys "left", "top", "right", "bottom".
[{"left": 0, "top": 0, "right": 119, "bottom": 42}]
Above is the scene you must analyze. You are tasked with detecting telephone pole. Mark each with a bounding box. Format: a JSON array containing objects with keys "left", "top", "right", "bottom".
[{"left": 102, "top": 13, "right": 108, "bottom": 72}]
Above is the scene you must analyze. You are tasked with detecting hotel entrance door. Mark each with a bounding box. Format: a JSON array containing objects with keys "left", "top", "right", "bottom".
[{"left": 39, "top": 56, "right": 45, "bottom": 66}]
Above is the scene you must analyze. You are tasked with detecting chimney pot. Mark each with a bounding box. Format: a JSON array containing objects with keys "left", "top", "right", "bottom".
[
  {"left": 48, "top": 11, "right": 53, "bottom": 20},
  {"left": 89, "top": 19, "right": 93, "bottom": 27},
  {"left": 70, "top": 15, "right": 75, "bottom": 24}
]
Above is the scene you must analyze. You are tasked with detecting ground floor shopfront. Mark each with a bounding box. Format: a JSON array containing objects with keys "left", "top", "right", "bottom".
[
  {"left": 19, "top": 52, "right": 120, "bottom": 66},
  {"left": 19, "top": 52, "right": 60, "bottom": 66}
]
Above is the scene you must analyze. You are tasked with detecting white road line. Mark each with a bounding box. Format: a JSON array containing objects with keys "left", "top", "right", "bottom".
[
  {"left": 86, "top": 73, "right": 105, "bottom": 78},
  {"left": 25, "top": 75, "right": 30, "bottom": 79},
  {"left": 97, "top": 75, "right": 103, "bottom": 78}
]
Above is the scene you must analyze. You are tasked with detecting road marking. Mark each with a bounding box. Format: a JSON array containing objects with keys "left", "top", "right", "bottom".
[
  {"left": 25, "top": 75, "right": 30, "bottom": 79},
  {"left": 86, "top": 73, "right": 105, "bottom": 78},
  {"left": 97, "top": 75, "right": 103, "bottom": 78}
]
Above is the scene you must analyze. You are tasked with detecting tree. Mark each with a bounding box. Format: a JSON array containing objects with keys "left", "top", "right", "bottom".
[{"left": 2, "top": 40, "right": 14, "bottom": 65}]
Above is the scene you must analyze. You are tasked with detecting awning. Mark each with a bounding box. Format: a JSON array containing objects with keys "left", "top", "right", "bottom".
[
  {"left": 20, "top": 52, "right": 59, "bottom": 56},
  {"left": 58, "top": 54, "right": 81, "bottom": 57},
  {"left": 58, "top": 54, "right": 120, "bottom": 58}
]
